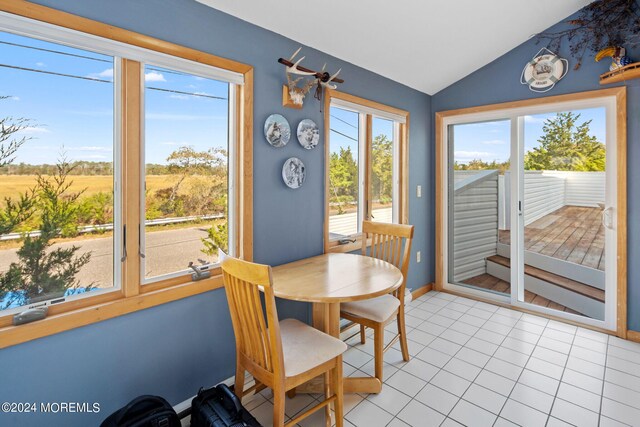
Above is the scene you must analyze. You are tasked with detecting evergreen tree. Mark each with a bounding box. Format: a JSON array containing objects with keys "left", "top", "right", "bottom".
[
  {"left": 0, "top": 155, "right": 92, "bottom": 309},
  {"left": 524, "top": 112, "right": 605, "bottom": 171},
  {"left": 371, "top": 135, "right": 393, "bottom": 203},
  {"left": 329, "top": 146, "right": 358, "bottom": 214}
]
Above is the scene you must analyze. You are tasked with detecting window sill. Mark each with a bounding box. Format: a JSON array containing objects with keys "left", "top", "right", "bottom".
[
  {"left": 326, "top": 236, "right": 372, "bottom": 254},
  {"left": 0, "top": 274, "right": 224, "bottom": 349}
]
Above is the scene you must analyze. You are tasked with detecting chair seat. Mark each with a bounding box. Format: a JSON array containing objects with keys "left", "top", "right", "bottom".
[
  {"left": 340, "top": 294, "right": 400, "bottom": 323},
  {"left": 280, "top": 318, "right": 347, "bottom": 377}
]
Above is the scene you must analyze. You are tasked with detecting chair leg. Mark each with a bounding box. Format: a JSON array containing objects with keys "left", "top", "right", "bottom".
[
  {"left": 332, "top": 357, "right": 344, "bottom": 427},
  {"left": 234, "top": 361, "right": 245, "bottom": 399},
  {"left": 360, "top": 324, "right": 366, "bottom": 344},
  {"left": 397, "top": 308, "right": 410, "bottom": 362},
  {"left": 324, "top": 370, "right": 331, "bottom": 426},
  {"left": 273, "top": 386, "right": 286, "bottom": 427},
  {"left": 373, "top": 323, "right": 385, "bottom": 383},
  {"left": 286, "top": 388, "right": 297, "bottom": 399}
]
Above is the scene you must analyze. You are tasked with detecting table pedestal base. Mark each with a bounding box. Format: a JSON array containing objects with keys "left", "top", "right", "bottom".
[{"left": 290, "top": 302, "right": 383, "bottom": 395}]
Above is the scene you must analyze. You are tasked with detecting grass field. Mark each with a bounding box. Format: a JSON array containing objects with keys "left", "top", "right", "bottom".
[{"left": 0, "top": 174, "right": 187, "bottom": 200}]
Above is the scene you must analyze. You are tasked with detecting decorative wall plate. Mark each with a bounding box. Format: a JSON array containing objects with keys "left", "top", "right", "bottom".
[
  {"left": 282, "top": 157, "right": 305, "bottom": 189},
  {"left": 264, "top": 114, "right": 291, "bottom": 147},
  {"left": 297, "top": 119, "right": 320, "bottom": 149},
  {"left": 520, "top": 48, "right": 568, "bottom": 93}
]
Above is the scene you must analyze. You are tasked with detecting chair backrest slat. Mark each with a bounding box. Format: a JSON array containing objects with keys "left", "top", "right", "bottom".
[
  {"left": 361, "top": 221, "right": 415, "bottom": 299},
  {"left": 221, "top": 252, "right": 283, "bottom": 381}
]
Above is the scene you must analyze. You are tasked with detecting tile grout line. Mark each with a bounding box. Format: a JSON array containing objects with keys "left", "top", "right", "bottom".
[
  {"left": 544, "top": 322, "right": 578, "bottom": 427},
  {"left": 493, "top": 313, "right": 549, "bottom": 427}
]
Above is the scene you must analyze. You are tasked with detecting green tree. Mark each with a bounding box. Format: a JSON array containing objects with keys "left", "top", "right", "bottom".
[
  {"left": 454, "top": 159, "right": 510, "bottom": 173},
  {"left": 0, "top": 96, "right": 36, "bottom": 233},
  {"left": 0, "top": 96, "right": 31, "bottom": 168},
  {"left": 329, "top": 146, "right": 358, "bottom": 214},
  {"left": 371, "top": 135, "right": 393, "bottom": 203},
  {"left": 156, "top": 146, "right": 227, "bottom": 217},
  {"left": 201, "top": 222, "right": 228, "bottom": 256},
  {"left": 524, "top": 112, "right": 605, "bottom": 171},
  {"left": 0, "top": 155, "right": 92, "bottom": 309}
]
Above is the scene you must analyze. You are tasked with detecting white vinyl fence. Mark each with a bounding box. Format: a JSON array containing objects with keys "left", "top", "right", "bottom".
[
  {"left": 451, "top": 170, "right": 499, "bottom": 282},
  {"left": 500, "top": 171, "right": 605, "bottom": 229},
  {"left": 452, "top": 170, "right": 605, "bottom": 282}
]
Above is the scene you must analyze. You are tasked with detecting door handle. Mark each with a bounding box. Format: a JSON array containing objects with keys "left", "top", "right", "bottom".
[{"left": 602, "top": 206, "right": 615, "bottom": 230}]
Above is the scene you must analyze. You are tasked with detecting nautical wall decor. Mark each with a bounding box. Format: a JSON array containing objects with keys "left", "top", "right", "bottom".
[{"left": 520, "top": 48, "right": 568, "bottom": 93}]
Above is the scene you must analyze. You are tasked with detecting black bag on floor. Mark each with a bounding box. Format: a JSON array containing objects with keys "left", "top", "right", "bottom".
[
  {"left": 100, "top": 395, "right": 181, "bottom": 427},
  {"left": 190, "top": 383, "right": 262, "bottom": 427}
]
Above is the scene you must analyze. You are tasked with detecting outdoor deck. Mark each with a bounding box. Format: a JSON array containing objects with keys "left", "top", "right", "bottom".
[
  {"left": 462, "top": 273, "right": 583, "bottom": 316},
  {"left": 499, "top": 205, "right": 605, "bottom": 271}
]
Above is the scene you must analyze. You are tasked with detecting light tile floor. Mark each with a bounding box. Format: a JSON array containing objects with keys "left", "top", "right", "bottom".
[{"left": 240, "top": 290, "right": 640, "bottom": 427}]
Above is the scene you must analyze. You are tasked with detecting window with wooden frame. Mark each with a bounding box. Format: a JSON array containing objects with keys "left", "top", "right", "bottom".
[
  {"left": 0, "top": 1, "right": 253, "bottom": 348},
  {"left": 324, "top": 90, "right": 409, "bottom": 253}
]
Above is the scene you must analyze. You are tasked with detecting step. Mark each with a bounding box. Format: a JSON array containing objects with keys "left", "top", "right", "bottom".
[{"left": 486, "top": 255, "right": 605, "bottom": 303}]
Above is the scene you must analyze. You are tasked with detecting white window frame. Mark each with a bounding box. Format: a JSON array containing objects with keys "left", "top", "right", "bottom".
[
  {"left": 140, "top": 61, "right": 239, "bottom": 285},
  {"left": 0, "top": 18, "right": 124, "bottom": 314},
  {"left": 440, "top": 96, "right": 619, "bottom": 331}
]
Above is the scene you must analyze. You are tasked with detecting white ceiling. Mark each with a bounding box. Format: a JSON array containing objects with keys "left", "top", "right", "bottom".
[{"left": 196, "top": 0, "right": 591, "bottom": 95}]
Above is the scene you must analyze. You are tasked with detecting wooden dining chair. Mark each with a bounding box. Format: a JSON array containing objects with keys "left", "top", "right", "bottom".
[
  {"left": 220, "top": 252, "right": 346, "bottom": 427},
  {"left": 340, "top": 221, "right": 414, "bottom": 384}
]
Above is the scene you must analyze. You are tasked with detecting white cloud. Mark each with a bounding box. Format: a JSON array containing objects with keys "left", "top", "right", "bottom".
[
  {"left": 35, "top": 62, "right": 46, "bottom": 68},
  {"left": 19, "top": 126, "right": 50, "bottom": 134},
  {"left": 481, "top": 139, "right": 505, "bottom": 145},
  {"left": 146, "top": 113, "right": 223, "bottom": 121},
  {"left": 145, "top": 71, "right": 166, "bottom": 82},
  {"left": 10, "top": 96, "right": 20, "bottom": 101},
  {"left": 169, "top": 94, "right": 190, "bottom": 100},
  {"left": 87, "top": 68, "right": 114, "bottom": 80},
  {"left": 524, "top": 115, "right": 547, "bottom": 124},
  {"left": 80, "top": 154, "right": 108, "bottom": 159},
  {"left": 454, "top": 150, "right": 491, "bottom": 159},
  {"left": 68, "top": 146, "right": 112, "bottom": 152},
  {"left": 160, "top": 141, "right": 183, "bottom": 146},
  {"left": 65, "top": 109, "right": 113, "bottom": 117}
]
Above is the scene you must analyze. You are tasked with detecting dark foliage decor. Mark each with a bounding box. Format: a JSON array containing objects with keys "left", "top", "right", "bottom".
[{"left": 537, "top": 0, "right": 640, "bottom": 69}]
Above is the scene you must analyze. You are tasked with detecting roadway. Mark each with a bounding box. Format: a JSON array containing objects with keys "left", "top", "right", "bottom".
[{"left": 0, "top": 226, "right": 212, "bottom": 288}]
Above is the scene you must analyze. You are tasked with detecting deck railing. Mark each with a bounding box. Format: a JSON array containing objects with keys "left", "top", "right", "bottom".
[{"left": 452, "top": 170, "right": 606, "bottom": 282}]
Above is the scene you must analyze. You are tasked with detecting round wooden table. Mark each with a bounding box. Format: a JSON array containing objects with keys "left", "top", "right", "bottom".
[{"left": 271, "top": 253, "right": 403, "bottom": 394}]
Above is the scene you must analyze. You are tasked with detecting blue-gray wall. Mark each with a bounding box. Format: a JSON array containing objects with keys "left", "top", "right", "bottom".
[
  {"left": 432, "top": 15, "right": 640, "bottom": 331},
  {"left": 0, "top": 1, "right": 433, "bottom": 426}
]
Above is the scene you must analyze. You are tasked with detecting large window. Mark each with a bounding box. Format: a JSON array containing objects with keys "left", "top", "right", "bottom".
[
  {"left": 0, "top": 4, "right": 252, "bottom": 347},
  {"left": 0, "top": 31, "right": 120, "bottom": 312},
  {"left": 143, "top": 64, "right": 233, "bottom": 283},
  {"left": 325, "top": 91, "right": 408, "bottom": 251}
]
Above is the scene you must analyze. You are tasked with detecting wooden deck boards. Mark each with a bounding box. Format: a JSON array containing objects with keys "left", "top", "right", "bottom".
[
  {"left": 461, "top": 273, "right": 583, "bottom": 315},
  {"left": 499, "top": 206, "right": 605, "bottom": 271}
]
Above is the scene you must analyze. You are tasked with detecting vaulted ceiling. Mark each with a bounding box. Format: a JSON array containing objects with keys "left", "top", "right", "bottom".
[{"left": 196, "top": 0, "right": 591, "bottom": 95}]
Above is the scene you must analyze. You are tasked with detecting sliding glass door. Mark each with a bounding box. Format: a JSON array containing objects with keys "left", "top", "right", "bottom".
[
  {"left": 447, "top": 119, "right": 511, "bottom": 298},
  {"left": 516, "top": 107, "right": 614, "bottom": 322},
  {"left": 443, "top": 96, "right": 619, "bottom": 330}
]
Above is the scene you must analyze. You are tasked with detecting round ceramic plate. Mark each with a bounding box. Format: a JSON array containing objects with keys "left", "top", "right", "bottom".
[
  {"left": 297, "top": 119, "right": 320, "bottom": 149},
  {"left": 264, "top": 114, "right": 291, "bottom": 148},
  {"left": 282, "top": 157, "right": 306, "bottom": 189}
]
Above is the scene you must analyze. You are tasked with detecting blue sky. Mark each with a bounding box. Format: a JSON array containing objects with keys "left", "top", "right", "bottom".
[
  {"left": 329, "top": 106, "right": 394, "bottom": 154},
  {"left": 452, "top": 107, "right": 606, "bottom": 165},
  {"left": 0, "top": 31, "right": 229, "bottom": 166}
]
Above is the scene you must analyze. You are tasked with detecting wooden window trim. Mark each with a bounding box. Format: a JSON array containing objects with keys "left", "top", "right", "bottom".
[
  {"left": 323, "top": 89, "right": 409, "bottom": 253},
  {"left": 434, "top": 87, "right": 627, "bottom": 337},
  {"left": 0, "top": 1, "right": 253, "bottom": 348}
]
